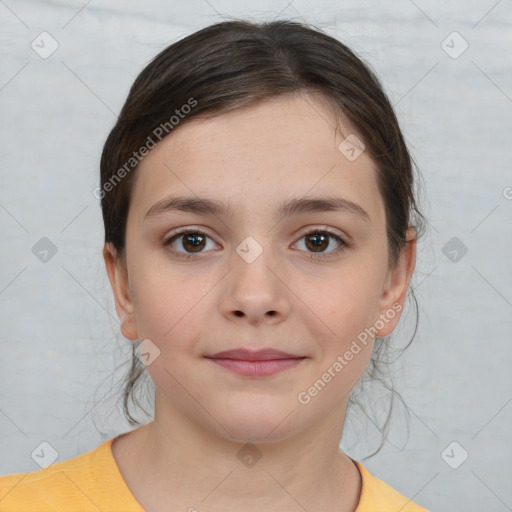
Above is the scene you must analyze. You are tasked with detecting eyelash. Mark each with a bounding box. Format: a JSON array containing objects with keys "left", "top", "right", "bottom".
[{"left": 162, "top": 227, "right": 349, "bottom": 261}]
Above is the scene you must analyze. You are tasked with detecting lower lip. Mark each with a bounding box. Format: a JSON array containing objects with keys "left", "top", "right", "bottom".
[{"left": 208, "top": 358, "right": 305, "bottom": 377}]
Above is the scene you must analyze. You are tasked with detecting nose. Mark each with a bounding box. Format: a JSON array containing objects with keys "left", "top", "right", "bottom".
[{"left": 219, "top": 247, "right": 291, "bottom": 326}]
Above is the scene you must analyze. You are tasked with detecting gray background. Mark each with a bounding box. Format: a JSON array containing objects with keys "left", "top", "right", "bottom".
[{"left": 1, "top": 1, "right": 511, "bottom": 511}]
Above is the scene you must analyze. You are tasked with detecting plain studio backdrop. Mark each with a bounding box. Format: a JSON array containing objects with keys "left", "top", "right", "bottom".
[{"left": 1, "top": 1, "right": 511, "bottom": 511}]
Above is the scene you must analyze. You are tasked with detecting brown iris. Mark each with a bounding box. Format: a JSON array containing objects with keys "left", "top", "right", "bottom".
[
  {"left": 305, "top": 232, "right": 330, "bottom": 253},
  {"left": 181, "top": 233, "right": 206, "bottom": 253}
]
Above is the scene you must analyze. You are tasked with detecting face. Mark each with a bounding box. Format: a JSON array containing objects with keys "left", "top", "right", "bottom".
[{"left": 104, "top": 92, "right": 416, "bottom": 443}]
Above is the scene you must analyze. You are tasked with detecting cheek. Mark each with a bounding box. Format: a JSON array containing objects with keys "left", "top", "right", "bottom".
[
  {"left": 128, "top": 257, "right": 217, "bottom": 353},
  {"left": 303, "top": 264, "right": 382, "bottom": 338},
  {"left": 298, "top": 266, "right": 382, "bottom": 383},
  {"left": 127, "top": 259, "right": 175, "bottom": 333}
]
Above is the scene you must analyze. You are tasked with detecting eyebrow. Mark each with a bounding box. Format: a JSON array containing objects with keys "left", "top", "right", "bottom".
[{"left": 144, "top": 195, "right": 371, "bottom": 223}]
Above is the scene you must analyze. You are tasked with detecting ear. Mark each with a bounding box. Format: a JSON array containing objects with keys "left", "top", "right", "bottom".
[
  {"left": 103, "top": 242, "right": 138, "bottom": 341},
  {"left": 374, "top": 227, "right": 417, "bottom": 337}
]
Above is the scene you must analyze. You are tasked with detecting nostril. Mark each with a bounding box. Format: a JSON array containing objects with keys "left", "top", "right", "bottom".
[{"left": 234, "top": 311, "right": 244, "bottom": 317}]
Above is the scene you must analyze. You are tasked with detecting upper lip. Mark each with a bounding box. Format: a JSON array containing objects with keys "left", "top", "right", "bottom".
[{"left": 206, "top": 348, "right": 304, "bottom": 361}]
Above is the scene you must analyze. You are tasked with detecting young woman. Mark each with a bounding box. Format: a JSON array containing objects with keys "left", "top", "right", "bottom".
[{"left": 0, "top": 18, "right": 429, "bottom": 511}]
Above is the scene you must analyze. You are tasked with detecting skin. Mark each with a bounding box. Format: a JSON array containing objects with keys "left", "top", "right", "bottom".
[{"left": 103, "top": 92, "right": 417, "bottom": 512}]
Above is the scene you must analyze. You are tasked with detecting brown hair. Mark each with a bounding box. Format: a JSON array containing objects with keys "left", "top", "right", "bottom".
[{"left": 99, "top": 18, "right": 427, "bottom": 457}]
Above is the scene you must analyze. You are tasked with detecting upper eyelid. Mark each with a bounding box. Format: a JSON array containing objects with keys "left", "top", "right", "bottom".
[{"left": 165, "top": 225, "right": 347, "bottom": 241}]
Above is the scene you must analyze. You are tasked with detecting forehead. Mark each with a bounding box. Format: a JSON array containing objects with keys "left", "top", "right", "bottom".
[{"left": 130, "top": 93, "right": 384, "bottom": 224}]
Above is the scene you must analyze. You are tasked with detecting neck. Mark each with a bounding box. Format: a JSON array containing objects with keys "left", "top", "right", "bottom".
[{"left": 113, "top": 391, "right": 361, "bottom": 512}]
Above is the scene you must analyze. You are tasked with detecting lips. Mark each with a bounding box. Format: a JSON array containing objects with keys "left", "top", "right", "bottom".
[
  {"left": 206, "top": 348, "right": 303, "bottom": 361},
  {"left": 205, "top": 348, "right": 307, "bottom": 377}
]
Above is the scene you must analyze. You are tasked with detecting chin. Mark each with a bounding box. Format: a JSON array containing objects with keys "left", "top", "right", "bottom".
[{"left": 209, "top": 408, "right": 303, "bottom": 445}]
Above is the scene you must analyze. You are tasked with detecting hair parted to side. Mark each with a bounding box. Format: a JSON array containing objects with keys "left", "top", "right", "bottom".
[{"left": 99, "top": 18, "right": 427, "bottom": 458}]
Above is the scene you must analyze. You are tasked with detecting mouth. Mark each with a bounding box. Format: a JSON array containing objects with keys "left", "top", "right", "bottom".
[{"left": 204, "top": 348, "right": 307, "bottom": 377}]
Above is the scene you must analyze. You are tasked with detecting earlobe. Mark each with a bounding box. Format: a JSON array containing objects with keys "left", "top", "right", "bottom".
[
  {"left": 103, "top": 242, "right": 139, "bottom": 341},
  {"left": 375, "top": 228, "right": 417, "bottom": 338}
]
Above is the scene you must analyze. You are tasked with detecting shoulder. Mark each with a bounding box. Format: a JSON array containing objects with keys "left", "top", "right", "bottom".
[
  {"left": 0, "top": 437, "right": 142, "bottom": 512},
  {"left": 354, "top": 460, "right": 430, "bottom": 512},
  {"left": 0, "top": 440, "right": 106, "bottom": 511}
]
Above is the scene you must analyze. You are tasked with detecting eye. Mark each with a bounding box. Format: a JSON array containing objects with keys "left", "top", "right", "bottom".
[
  {"left": 163, "top": 229, "right": 218, "bottom": 259},
  {"left": 293, "top": 228, "right": 348, "bottom": 259},
  {"left": 163, "top": 227, "right": 349, "bottom": 260}
]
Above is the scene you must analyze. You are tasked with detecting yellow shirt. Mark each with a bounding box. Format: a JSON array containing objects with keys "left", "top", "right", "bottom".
[{"left": 0, "top": 436, "right": 429, "bottom": 511}]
